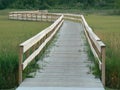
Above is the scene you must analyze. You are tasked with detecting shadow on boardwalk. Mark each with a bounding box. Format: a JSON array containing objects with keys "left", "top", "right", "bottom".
[{"left": 17, "top": 20, "right": 104, "bottom": 90}]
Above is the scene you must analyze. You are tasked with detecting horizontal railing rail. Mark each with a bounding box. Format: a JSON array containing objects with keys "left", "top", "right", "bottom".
[
  {"left": 64, "top": 13, "right": 82, "bottom": 21},
  {"left": 9, "top": 10, "right": 48, "bottom": 14},
  {"left": 9, "top": 11, "right": 61, "bottom": 22},
  {"left": 63, "top": 14, "right": 106, "bottom": 86},
  {"left": 81, "top": 15, "right": 106, "bottom": 86},
  {"left": 18, "top": 14, "right": 64, "bottom": 84}
]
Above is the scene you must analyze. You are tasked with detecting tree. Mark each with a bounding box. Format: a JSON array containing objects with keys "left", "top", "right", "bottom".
[
  {"left": 0, "top": 0, "right": 120, "bottom": 10},
  {"left": 115, "top": 0, "right": 120, "bottom": 9},
  {"left": 0, "top": 0, "right": 15, "bottom": 9}
]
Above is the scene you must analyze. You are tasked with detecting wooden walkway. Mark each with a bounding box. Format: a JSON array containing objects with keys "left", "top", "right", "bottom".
[{"left": 17, "top": 21, "right": 104, "bottom": 90}]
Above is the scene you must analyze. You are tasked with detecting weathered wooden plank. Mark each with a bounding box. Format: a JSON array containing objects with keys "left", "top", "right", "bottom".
[{"left": 62, "top": 14, "right": 104, "bottom": 69}]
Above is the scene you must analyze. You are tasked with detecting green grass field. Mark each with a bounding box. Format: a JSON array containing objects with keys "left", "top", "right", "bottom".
[
  {"left": 86, "top": 15, "right": 120, "bottom": 89},
  {"left": 0, "top": 15, "right": 51, "bottom": 52},
  {"left": 0, "top": 10, "right": 51, "bottom": 89}
]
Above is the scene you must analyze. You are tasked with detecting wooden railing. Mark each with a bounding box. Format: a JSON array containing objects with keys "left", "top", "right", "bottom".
[
  {"left": 64, "top": 13, "right": 82, "bottom": 22},
  {"left": 81, "top": 15, "right": 106, "bottom": 86},
  {"left": 18, "top": 14, "right": 64, "bottom": 84},
  {"left": 9, "top": 11, "right": 105, "bottom": 86},
  {"left": 9, "top": 11, "right": 60, "bottom": 22},
  {"left": 64, "top": 14, "right": 106, "bottom": 86}
]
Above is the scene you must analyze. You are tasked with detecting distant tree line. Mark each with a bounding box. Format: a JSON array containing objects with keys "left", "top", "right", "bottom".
[{"left": 0, "top": 0, "right": 120, "bottom": 10}]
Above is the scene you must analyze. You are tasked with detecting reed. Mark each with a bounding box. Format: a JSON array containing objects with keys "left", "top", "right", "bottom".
[
  {"left": 0, "top": 10, "right": 51, "bottom": 89},
  {"left": 86, "top": 14, "right": 120, "bottom": 89}
]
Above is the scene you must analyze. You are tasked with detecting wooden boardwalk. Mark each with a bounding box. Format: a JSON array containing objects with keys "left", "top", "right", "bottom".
[{"left": 17, "top": 21, "right": 104, "bottom": 90}]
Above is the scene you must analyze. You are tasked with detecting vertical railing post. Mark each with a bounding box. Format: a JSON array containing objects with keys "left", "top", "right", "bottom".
[
  {"left": 50, "top": 14, "right": 52, "bottom": 22},
  {"left": 26, "top": 13, "right": 27, "bottom": 20},
  {"left": 31, "top": 13, "right": 32, "bottom": 21},
  {"left": 41, "top": 13, "right": 42, "bottom": 21},
  {"left": 22, "top": 13, "right": 23, "bottom": 20},
  {"left": 101, "top": 46, "right": 106, "bottom": 86},
  {"left": 36, "top": 13, "right": 38, "bottom": 21},
  {"left": 8, "top": 12, "right": 10, "bottom": 19},
  {"left": 51, "top": 14, "right": 52, "bottom": 22},
  {"left": 16, "top": 12, "right": 18, "bottom": 20},
  {"left": 19, "top": 46, "right": 23, "bottom": 84},
  {"left": 13, "top": 12, "right": 15, "bottom": 19},
  {"left": 46, "top": 13, "right": 48, "bottom": 22},
  {"left": 35, "top": 13, "right": 37, "bottom": 21}
]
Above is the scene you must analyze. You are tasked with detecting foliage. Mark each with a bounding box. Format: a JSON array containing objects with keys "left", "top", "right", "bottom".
[
  {"left": 0, "top": 0, "right": 120, "bottom": 10},
  {"left": 86, "top": 15, "right": 120, "bottom": 89}
]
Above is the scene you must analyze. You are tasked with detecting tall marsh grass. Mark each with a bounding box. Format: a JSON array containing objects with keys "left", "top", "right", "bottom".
[
  {"left": 86, "top": 15, "right": 120, "bottom": 89},
  {"left": 0, "top": 10, "right": 51, "bottom": 89}
]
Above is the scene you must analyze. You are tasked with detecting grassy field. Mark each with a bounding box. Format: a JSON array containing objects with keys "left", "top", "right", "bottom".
[
  {"left": 85, "top": 15, "right": 120, "bottom": 89},
  {"left": 0, "top": 10, "right": 51, "bottom": 89},
  {"left": 0, "top": 9, "right": 119, "bottom": 89}
]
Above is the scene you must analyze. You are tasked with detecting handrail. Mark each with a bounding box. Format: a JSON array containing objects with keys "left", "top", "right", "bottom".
[
  {"left": 9, "top": 11, "right": 61, "bottom": 22},
  {"left": 18, "top": 13, "right": 64, "bottom": 84},
  {"left": 64, "top": 14, "right": 106, "bottom": 86},
  {"left": 9, "top": 10, "right": 48, "bottom": 14},
  {"left": 81, "top": 15, "right": 106, "bottom": 86},
  {"left": 64, "top": 13, "right": 82, "bottom": 22},
  {"left": 9, "top": 11, "right": 106, "bottom": 86}
]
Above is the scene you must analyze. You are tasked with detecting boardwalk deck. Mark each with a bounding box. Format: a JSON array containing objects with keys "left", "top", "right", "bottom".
[{"left": 17, "top": 21, "right": 104, "bottom": 90}]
